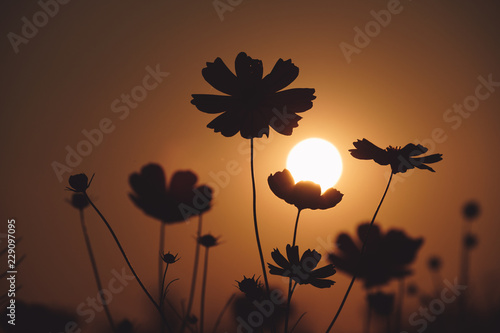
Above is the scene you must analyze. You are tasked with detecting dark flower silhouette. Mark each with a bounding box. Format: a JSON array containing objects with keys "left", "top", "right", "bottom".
[
  {"left": 161, "top": 251, "right": 180, "bottom": 264},
  {"left": 464, "top": 233, "right": 478, "bottom": 249},
  {"left": 367, "top": 291, "right": 395, "bottom": 316},
  {"left": 191, "top": 52, "right": 316, "bottom": 138},
  {"left": 129, "top": 164, "right": 212, "bottom": 223},
  {"left": 66, "top": 173, "right": 94, "bottom": 193},
  {"left": 236, "top": 275, "right": 265, "bottom": 301},
  {"left": 268, "top": 244, "right": 336, "bottom": 288},
  {"left": 329, "top": 223, "right": 423, "bottom": 288},
  {"left": 463, "top": 201, "right": 480, "bottom": 220},
  {"left": 69, "top": 193, "right": 89, "bottom": 210},
  {"left": 349, "top": 139, "right": 443, "bottom": 174},
  {"left": 427, "top": 255, "right": 442, "bottom": 271},
  {"left": 268, "top": 169, "right": 343, "bottom": 210},
  {"left": 198, "top": 234, "right": 220, "bottom": 248}
]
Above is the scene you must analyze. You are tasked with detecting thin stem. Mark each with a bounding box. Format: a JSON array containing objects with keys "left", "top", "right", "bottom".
[
  {"left": 250, "top": 138, "right": 271, "bottom": 296},
  {"left": 211, "top": 293, "right": 236, "bottom": 333},
  {"left": 180, "top": 215, "right": 204, "bottom": 333},
  {"left": 285, "top": 209, "right": 302, "bottom": 333},
  {"left": 395, "top": 278, "right": 405, "bottom": 333},
  {"left": 325, "top": 172, "right": 393, "bottom": 333},
  {"left": 84, "top": 193, "right": 172, "bottom": 333},
  {"left": 160, "top": 263, "right": 169, "bottom": 310},
  {"left": 290, "top": 312, "right": 307, "bottom": 333},
  {"left": 200, "top": 247, "right": 210, "bottom": 333},
  {"left": 79, "top": 209, "right": 116, "bottom": 333},
  {"left": 159, "top": 223, "right": 165, "bottom": 333}
]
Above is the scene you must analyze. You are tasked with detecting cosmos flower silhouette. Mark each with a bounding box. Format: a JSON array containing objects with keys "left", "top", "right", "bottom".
[
  {"left": 236, "top": 275, "right": 265, "bottom": 301},
  {"left": 69, "top": 193, "right": 89, "bottom": 210},
  {"left": 191, "top": 52, "right": 316, "bottom": 138},
  {"left": 129, "top": 164, "right": 212, "bottom": 224},
  {"left": 66, "top": 173, "right": 94, "bottom": 193},
  {"left": 329, "top": 223, "right": 423, "bottom": 288},
  {"left": 268, "top": 169, "right": 343, "bottom": 210},
  {"left": 349, "top": 139, "right": 443, "bottom": 174},
  {"left": 198, "top": 234, "right": 220, "bottom": 248},
  {"left": 268, "top": 244, "right": 336, "bottom": 288}
]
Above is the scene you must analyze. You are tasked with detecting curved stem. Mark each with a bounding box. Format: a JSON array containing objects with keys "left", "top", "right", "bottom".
[
  {"left": 285, "top": 209, "right": 302, "bottom": 333},
  {"left": 180, "top": 215, "right": 204, "bottom": 333},
  {"left": 159, "top": 223, "right": 165, "bottom": 333},
  {"left": 250, "top": 138, "right": 270, "bottom": 294},
  {"left": 325, "top": 172, "right": 393, "bottom": 333},
  {"left": 200, "top": 247, "right": 210, "bottom": 333},
  {"left": 79, "top": 209, "right": 116, "bottom": 333},
  {"left": 84, "top": 193, "right": 172, "bottom": 333}
]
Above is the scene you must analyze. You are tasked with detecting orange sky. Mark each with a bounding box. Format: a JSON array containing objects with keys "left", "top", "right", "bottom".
[{"left": 1, "top": 1, "right": 500, "bottom": 332}]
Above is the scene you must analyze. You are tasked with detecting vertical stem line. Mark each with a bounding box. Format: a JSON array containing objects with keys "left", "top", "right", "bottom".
[
  {"left": 79, "top": 209, "right": 116, "bottom": 333},
  {"left": 200, "top": 247, "right": 210, "bottom": 333},
  {"left": 325, "top": 172, "right": 393, "bottom": 333},
  {"left": 159, "top": 223, "right": 165, "bottom": 333},
  {"left": 285, "top": 209, "right": 302, "bottom": 333},
  {"left": 84, "top": 193, "right": 172, "bottom": 333}
]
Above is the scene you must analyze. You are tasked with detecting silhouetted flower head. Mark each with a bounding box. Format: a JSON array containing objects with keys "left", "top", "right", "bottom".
[
  {"left": 67, "top": 173, "right": 94, "bottom": 193},
  {"left": 198, "top": 234, "right": 220, "bottom": 248},
  {"left": 427, "top": 255, "right": 442, "bottom": 272},
  {"left": 268, "top": 169, "right": 343, "bottom": 210},
  {"left": 236, "top": 275, "right": 265, "bottom": 301},
  {"left": 329, "top": 223, "right": 424, "bottom": 288},
  {"left": 70, "top": 193, "right": 89, "bottom": 210},
  {"left": 349, "top": 139, "right": 443, "bottom": 174},
  {"left": 129, "top": 164, "right": 212, "bottom": 224},
  {"left": 161, "top": 251, "right": 180, "bottom": 264},
  {"left": 463, "top": 201, "right": 480, "bottom": 220},
  {"left": 268, "top": 244, "right": 336, "bottom": 288},
  {"left": 464, "top": 233, "right": 478, "bottom": 249},
  {"left": 191, "top": 52, "right": 316, "bottom": 139},
  {"left": 367, "top": 291, "right": 395, "bottom": 316},
  {"left": 407, "top": 282, "right": 418, "bottom": 296}
]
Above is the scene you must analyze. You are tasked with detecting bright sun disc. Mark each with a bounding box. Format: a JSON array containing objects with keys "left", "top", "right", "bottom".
[{"left": 286, "top": 138, "right": 343, "bottom": 192}]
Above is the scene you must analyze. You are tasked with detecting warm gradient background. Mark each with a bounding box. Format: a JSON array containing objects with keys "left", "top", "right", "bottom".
[{"left": 1, "top": 0, "right": 500, "bottom": 332}]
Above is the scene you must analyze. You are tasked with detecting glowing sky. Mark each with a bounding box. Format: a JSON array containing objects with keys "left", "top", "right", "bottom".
[{"left": 1, "top": 1, "right": 500, "bottom": 332}]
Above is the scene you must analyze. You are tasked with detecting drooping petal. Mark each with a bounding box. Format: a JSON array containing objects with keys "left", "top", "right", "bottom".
[
  {"left": 268, "top": 169, "right": 295, "bottom": 202},
  {"left": 202, "top": 57, "right": 238, "bottom": 95},
  {"left": 318, "top": 188, "right": 344, "bottom": 210},
  {"left": 271, "top": 248, "right": 289, "bottom": 270},
  {"left": 191, "top": 94, "right": 238, "bottom": 114},
  {"left": 235, "top": 52, "right": 263, "bottom": 87},
  {"left": 207, "top": 111, "right": 243, "bottom": 137},
  {"left": 262, "top": 58, "right": 299, "bottom": 94},
  {"left": 169, "top": 171, "right": 198, "bottom": 202},
  {"left": 289, "top": 181, "right": 322, "bottom": 209}
]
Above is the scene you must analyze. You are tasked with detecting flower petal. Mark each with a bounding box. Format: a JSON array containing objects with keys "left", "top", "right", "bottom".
[
  {"left": 262, "top": 58, "right": 299, "bottom": 93},
  {"left": 268, "top": 169, "right": 295, "bottom": 202},
  {"left": 169, "top": 171, "right": 198, "bottom": 202},
  {"left": 239, "top": 106, "right": 270, "bottom": 139},
  {"left": 265, "top": 88, "right": 316, "bottom": 114},
  {"left": 268, "top": 263, "right": 286, "bottom": 277},
  {"left": 286, "top": 244, "right": 300, "bottom": 266},
  {"left": 290, "top": 181, "right": 322, "bottom": 210},
  {"left": 191, "top": 94, "right": 238, "bottom": 114},
  {"left": 129, "top": 164, "right": 167, "bottom": 197},
  {"left": 271, "top": 248, "right": 289, "bottom": 270},
  {"left": 300, "top": 249, "right": 321, "bottom": 271},
  {"left": 235, "top": 52, "right": 263, "bottom": 87},
  {"left": 207, "top": 111, "right": 242, "bottom": 137},
  {"left": 318, "top": 188, "right": 343, "bottom": 210},
  {"left": 310, "top": 264, "right": 337, "bottom": 279},
  {"left": 349, "top": 139, "right": 390, "bottom": 164},
  {"left": 309, "top": 278, "right": 335, "bottom": 288},
  {"left": 268, "top": 106, "right": 302, "bottom": 136},
  {"left": 202, "top": 57, "right": 238, "bottom": 95}
]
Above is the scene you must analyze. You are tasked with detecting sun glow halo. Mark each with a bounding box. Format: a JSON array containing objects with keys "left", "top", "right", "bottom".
[{"left": 286, "top": 138, "right": 343, "bottom": 192}]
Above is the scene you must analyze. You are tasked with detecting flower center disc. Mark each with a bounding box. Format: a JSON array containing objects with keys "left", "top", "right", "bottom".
[{"left": 286, "top": 138, "right": 343, "bottom": 192}]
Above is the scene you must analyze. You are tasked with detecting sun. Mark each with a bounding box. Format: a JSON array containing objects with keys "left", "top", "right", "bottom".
[{"left": 286, "top": 138, "right": 343, "bottom": 192}]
